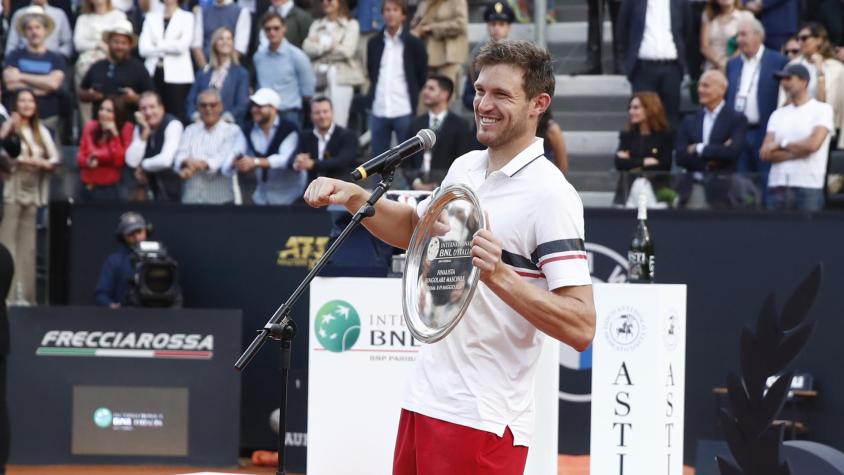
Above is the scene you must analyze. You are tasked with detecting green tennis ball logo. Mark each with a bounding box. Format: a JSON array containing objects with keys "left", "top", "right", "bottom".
[
  {"left": 315, "top": 300, "right": 361, "bottom": 352},
  {"left": 93, "top": 407, "right": 112, "bottom": 428}
]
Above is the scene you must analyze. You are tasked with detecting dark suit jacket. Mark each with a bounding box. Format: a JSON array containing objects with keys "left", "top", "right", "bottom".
[
  {"left": 749, "top": 0, "right": 798, "bottom": 35},
  {"left": 675, "top": 106, "right": 747, "bottom": 172},
  {"left": 406, "top": 112, "right": 471, "bottom": 184},
  {"left": 617, "top": 0, "right": 692, "bottom": 76},
  {"left": 366, "top": 28, "right": 428, "bottom": 114},
  {"left": 300, "top": 124, "right": 359, "bottom": 182},
  {"left": 725, "top": 48, "right": 788, "bottom": 131},
  {"left": 615, "top": 129, "right": 675, "bottom": 171}
]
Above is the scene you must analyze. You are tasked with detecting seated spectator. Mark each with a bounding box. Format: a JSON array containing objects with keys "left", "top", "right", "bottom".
[
  {"left": 126, "top": 91, "right": 185, "bottom": 201},
  {"left": 0, "top": 89, "right": 59, "bottom": 305},
  {"left": 293, "top": 96, "right": 358, "bottom": 182},
  {"left": 139, "top": 0, "right": 195, "bottom": 123},
  {"left": 782, "top": 35, "right": 800, "bottom": 62},
  {"left": 73, "top": 0, "right": 128, "bottom": 124},
  {"left": 258, "top": 0, "right": 313, "bottom": 48},
  {"left": 3, "top": 8, "right": 66, "bottom": 136},
  {"left": 191, "top": 0, "right": 250, "bottom": 68},
  {"left": 5, "top": 3, "right": 72, "bottom": 58},
  {"left": 761, "top": 64, "right": 833, "bottom": 211},
  {"left": 253, "top": 12, "right": 315, "bottom": 126},
  {"left": 186, "top": 27, "right": 250, "bottom": 123},
  {"left": 80, "top": 20, "right": 153, "bottom": 113},
  {"left": 231, "top": 88, "right": 303, "bottom": 205},
  {"left": 406, "top": 74, "right": 470, "bottom": 190},
  {"left": 175, "top": 89, "right": 245, "bottom": 204},
  {"left": 538, "top": 112, "right": 569, "bottom": 173},
  {"left": 410, "top": 0, "right": 468, "bottom": 90},
  {"left": 786, "top": 23, "right": 844, "bottom": 149},
  {"left": 302, "top": 0, "right": 364, "bottom": 128},
  {"left": 675, "top": 70, "right": 747, "bottom": 208},
  {"left": 699, "top": 0, "right": 753, "bottom": 71},
  {"left": 614, "top": 92, "right": 674, "bottom": 205},
  {"left": 76, "top": 96, "right": 134, "bottom": 202},
  {"left": 95, "top": 212, "right": 149, "bottom": 308}
]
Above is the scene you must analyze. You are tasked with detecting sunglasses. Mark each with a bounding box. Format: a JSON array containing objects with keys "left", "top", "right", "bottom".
[
  {"left": 786, "top": 48, "right": 800, "bottom": 55},
  {"left": 797, "top": 34, "right": 814, "bottom": 42}
]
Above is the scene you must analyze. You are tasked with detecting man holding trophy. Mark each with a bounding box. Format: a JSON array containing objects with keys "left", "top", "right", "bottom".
[{"left": 304, "top": 40, "right": 596, "bottom": 474}]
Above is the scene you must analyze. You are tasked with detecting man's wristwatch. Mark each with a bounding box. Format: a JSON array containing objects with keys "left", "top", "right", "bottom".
[{"left": 254, "top": 158, "right": 261, "bottom": 168}]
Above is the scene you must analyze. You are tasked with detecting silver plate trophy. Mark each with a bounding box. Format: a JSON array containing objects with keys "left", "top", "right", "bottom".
[{"left": 402, "top": 184, "right": 486, "bottom": 344}]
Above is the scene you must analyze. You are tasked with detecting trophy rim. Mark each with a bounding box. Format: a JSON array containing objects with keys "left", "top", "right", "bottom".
[{"left": 402, "top": 184, "right": 485, "bottom": 344}]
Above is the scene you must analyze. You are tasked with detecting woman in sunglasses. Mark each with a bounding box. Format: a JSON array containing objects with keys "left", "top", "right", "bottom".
[{"left": 781, "top": 35, "right": 800, "bottom": 62}]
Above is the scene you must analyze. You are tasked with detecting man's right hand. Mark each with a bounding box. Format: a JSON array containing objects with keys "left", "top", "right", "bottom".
[{"left": 304, "top": 177, "right": 366, "bottom": 209}]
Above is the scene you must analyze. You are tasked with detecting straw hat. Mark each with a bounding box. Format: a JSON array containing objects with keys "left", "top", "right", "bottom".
[
  {"left": 15, "top": 5, "right": 55, "bottom": 38},
  {"left": 101, "top": 19, "right": 138, "bottom": 48}
]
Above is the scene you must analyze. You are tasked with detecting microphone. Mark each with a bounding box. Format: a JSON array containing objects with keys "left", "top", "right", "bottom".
[{"left": 351, "top": 129, "right": 436, "bottom": 181}]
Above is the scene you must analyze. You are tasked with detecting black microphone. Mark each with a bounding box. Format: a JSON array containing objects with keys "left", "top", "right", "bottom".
[{"left": 351, "top": 129, "right": 436, "bottom": 181}]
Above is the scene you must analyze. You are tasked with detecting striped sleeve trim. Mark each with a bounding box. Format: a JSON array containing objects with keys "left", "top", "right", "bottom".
[
  {"left": 532, "top": 239, "right": 588, "bottom": 269},
  {"left": 501, "top": 250, "right": 544, "bottom": 279}
]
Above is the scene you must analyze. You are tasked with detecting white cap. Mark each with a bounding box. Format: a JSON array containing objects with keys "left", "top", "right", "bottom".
[{"left": 249, "top": 88, "right": 281, "bottom": 110}]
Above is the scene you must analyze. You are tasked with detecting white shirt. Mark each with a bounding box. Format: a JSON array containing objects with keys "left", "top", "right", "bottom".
[
  {"left": 313, "top": 122, "right": 335, "bottom": 160},
  {"left": 125, "top": 120, "right": 185, "bottom": 172},
  {"left": 174, "top": 120, "right": 246, "bottom": 204},
  {"left": 404, "top": 138, "right": 592, "bottom": 446},
  {"left": 638, "top": 0, "right": 678, "bottom": 60},
  {"left": 766, "top": 98, "right": 834, "bottom": 189},
  {"left": 695, "top": 101, "right": 725, "bottom": 154},
  {"left": 372, "top": 28, "right": 412, "bottom": 118},
  {"left": 737, "top": 45, "right": 764, "bottom": 124}
]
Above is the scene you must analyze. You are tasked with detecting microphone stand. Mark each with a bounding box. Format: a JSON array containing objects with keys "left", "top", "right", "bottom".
[{"left": 234, "top": 168, "right": 399, "bottom": 475}]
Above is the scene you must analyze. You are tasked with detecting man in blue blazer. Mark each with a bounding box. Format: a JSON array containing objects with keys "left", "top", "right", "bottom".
[
  {"left": 744, "top": 0, "right": 798, "bottom": 50},
  {"left": 366, "top": 0, "right": 428, "bottom": 160},
  {"left": 725, "top": 18, "right": 788, "bottom": 189},
  {"left": 676, "top": 70, "right": 748, "bottom": 207},
  {"left": 617, "top": 0, "right": 692, "bottom": 123}
]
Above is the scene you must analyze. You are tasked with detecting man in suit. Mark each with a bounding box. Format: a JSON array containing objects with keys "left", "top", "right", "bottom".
[
  {"left": 744, "top": 0, "right": 798, "bottom": 50},
  {"left": 407, "top": 74, "right": 471, "bottom": 190},
  {"left": 293, "top": 96, "right": 359, "bottom": 183},
  {"left": 676, "top": 70, "right": 748, "bottom": 208},
  {"left": 366, "top": 0, "right": 428, "bottom": 164},
  {"left": 617, "top": 0, "right": 691, "bottom": 123},
  {"left": 725, "top": 18, "right": 788, "bottom": 190},
  {"left": 579, "top": 0, "right": 622, "bottom": 74}
]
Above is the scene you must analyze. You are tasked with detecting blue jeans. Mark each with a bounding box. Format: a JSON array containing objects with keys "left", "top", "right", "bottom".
[
  {"left": 370, "top": 114, "right": 412, "bottom": 186},
  {"left": 766, "top": 186, "right": 825, "bottom": 212}
]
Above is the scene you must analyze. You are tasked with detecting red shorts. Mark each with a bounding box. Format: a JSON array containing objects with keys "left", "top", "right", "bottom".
[{"left": 392, "top": 409, "right": 529, "bottom": 475}]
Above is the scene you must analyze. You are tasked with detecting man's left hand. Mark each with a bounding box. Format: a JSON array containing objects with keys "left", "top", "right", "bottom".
[
  {"left": 471, "top": 228, "right": 506, "bottom": 285},
  {"left": 293, "top": 153, "right": 315, "bottom": 171}
]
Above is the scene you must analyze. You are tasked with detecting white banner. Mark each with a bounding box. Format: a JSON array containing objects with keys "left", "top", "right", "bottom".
[
  {"left": 589, "top": 284, "right": 687, "bottom": 475},
  {"left": 308, "top": 277, "right": 559, "bottom": 475}
]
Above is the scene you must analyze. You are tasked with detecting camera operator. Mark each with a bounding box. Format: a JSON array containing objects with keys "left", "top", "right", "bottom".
[{"left": 95, "top": 212, "right": 149, "bottom": 308}]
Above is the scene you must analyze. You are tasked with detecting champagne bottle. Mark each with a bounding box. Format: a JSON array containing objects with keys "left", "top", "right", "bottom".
[{"left": 628, "top": 194, "right": 655, "bottom": 283}]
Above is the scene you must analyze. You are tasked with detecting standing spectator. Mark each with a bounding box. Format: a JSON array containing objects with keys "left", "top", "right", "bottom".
[
  {"left": 258, "top": 0, "right": 313, "bottom": 48},
  {"left": 786, "top": 23, "right": 844, "bottom": 148},
  {"left": 699, "top": 0, "right": 753, "bottom": 71},
  {"left": 254, "top": 12, "right": 316, "bottom": 126},
  {"left": 3, "top": 9, "right": 65, "bottom": 135},
  {"left": 293, "top": 96, "right": 358, "bottom": 182},
  {"left": 410, "top": 0, "right": 468, "bottom": 90},
  {"left": 175, "top": 89, "right": 245, "bottom": 204},
  {"left": 0, "top": 89, "right": 59, "bottom": 305},
  {"left": 367, "top": 0, "right": 427, "bottom": 159},
  {"left": 804, "top": 0, "right": 843, "bottom": 48},
  {"left": 5, "top": 3, "right": 72, "bottom": 58},
  {"left": 614, "top": 91, "right": 674, "bottom": 204},
  {"left": 73, "top": 0, "right": 128, "bottom": 124},
  {"left": 579, "top": 0, "right": 622, "bottom": 74},
  {"left": 760, "top": 64, "right": 833, "bottom": 211},
  {"left": 538, "top": 112, "right": 569, "bottom": 173},
  {"left": 191, "top": 0, "right": 251, "bottom": 68},
  {"left": 617, "top": 0, "right": 691, "bottom": 123},
  {"left": 80, "top": 21, "right": 154, "bottom": 112},
  {"left": 126, "top": 91, "right": 185, "bottom": 201},
  {"left": 782, "top": 35, "right": 800, "bottom": 61},
  {"left": 232, "top": 88, "right": 303, "bottom": 205},
  {"left": 744, "top": 0, "right": 798, "bottom": 51},
  {"left": 725, "top": 18, "right": 787, "bottom": 188},
  {"left": 675, "top": 70, "right": 747, "bottom": 208},
  {"left": 76, "top": 96, "right": 134, "bottom": 202},
  {"left": 139, "top": 0, "right": 195, "bottom": 123},
  {"left": 302, "top": 0, "right": 364, "bottom": 128},
  {"left": 406, "top": 74, "right": 470, "bottom": 190},
  {"left": 186, "top": 27, "right": 250, "bottom": 123},
  {"left": 462, "top": 2, "right": 514, "bottom": 111}
]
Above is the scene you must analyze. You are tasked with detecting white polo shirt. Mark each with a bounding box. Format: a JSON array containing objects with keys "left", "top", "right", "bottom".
[{"left": 403, "top": 138, "right": 592, "bottom": 446}]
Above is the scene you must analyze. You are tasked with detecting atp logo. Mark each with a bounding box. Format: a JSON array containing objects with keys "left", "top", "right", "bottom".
[
  {"left": 277, "top": 236, "right": 329, "bottom": 269},
  {"left": 93, "top": 407, "right": 112, "bottom": 428},
  {"left": 314, "top": 300, "right": 361, "bottom": 352}
]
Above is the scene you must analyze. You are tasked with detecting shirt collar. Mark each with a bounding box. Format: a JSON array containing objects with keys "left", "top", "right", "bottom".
[
  {"left": 705, "top": 101, "right": 725, "bottom": 118},
  {"left": 384, "top": 26, "right": 403, "bottom": 42},
  {"left": 313, "top": 122, "right": 335, "bottom": 141},
  {"left": 494, "top": 138, "right": 546, "bottom": 178},
  {"left": 428, "top": 110, "right": 447, "bottom": 124},
  {"left": 253, "top": 116, "right": 280, "bottom": 135},
  {"left": 743, "top": 44, "right": 764, "bottom": 63}
]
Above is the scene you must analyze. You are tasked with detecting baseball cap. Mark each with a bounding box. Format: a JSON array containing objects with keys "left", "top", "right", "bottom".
[
  {"left": 250, "top": 88, "right": 281, "bottom": 110},
  {"left": 484, "top": 1, "right": 515, "bottom": 23},
  {"left": 117, "top": 212, "right": 147, "bottom": 237},
  {"left": 774, "top": 63, "right": 810, "bottom": 81}
]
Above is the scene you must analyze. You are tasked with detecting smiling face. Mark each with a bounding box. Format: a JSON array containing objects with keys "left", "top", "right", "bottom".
[
  {"left": 139, "top": 94, "right": 165, "bottom": 129},
  {"left": 15, "top": 90, "right": 37, "bottom": 119},
  {"left": 214, "top": 29, "right": 234, "bottom": 58},
  {"left": 473, "top": 63, "right": 539, "bottom": 149},
  {"left": 310, "top": 99, "right": 334, "bottom": 132}
]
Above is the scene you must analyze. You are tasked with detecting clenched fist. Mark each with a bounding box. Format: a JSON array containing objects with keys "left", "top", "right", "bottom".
[{"left": 303, "top": 177, "right": 367, "bottom": 210}]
